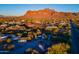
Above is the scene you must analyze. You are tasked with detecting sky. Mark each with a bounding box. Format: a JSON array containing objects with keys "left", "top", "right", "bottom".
[{"left": 0, "top": 4, "right": 79, "bottom": 16}]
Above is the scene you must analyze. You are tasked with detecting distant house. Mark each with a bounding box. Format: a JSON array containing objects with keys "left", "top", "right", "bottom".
[{"left": 25, "top": 23, "right": 35, "bottom": 27}]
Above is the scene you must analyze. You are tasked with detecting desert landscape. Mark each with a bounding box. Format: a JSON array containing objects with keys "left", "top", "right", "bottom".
[{"left": 0, "top": 5, "right": 79, "bottom": 54}]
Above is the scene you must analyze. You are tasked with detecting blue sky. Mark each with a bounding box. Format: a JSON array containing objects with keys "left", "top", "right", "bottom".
[{"left": 0, "top": 4, "right": 79, "bottom": 16}]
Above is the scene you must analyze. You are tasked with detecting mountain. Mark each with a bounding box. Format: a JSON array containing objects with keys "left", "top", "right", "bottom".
[
  {"left": 24, "top": 8, "right": 79, "bottom": 20},
  {"left": 0, "top": 8, "right": 79, "bottom": 22},
  {"left": 0, "top": 15, "right": 5, "bottom": 17}
]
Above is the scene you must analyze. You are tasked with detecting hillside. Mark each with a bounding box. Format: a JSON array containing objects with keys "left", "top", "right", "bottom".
[{"left": 0, "top": 8, "right": 79, "bottom": 22}]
